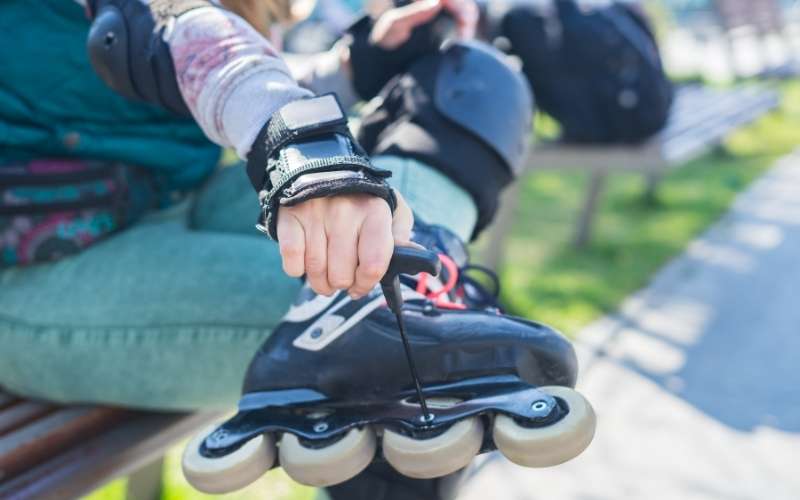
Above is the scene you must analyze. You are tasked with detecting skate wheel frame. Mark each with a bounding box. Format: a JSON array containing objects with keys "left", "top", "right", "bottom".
[
  {"left": 193, "top": 377, "right": 590, "bottom": 487},
  {"left": 182, "top": 425, "right": 276, "bottom": 494},
  {"left": 493, "top": 386, "right": 596, "bottom": 467},
  {"left": 216, "top": 377, "right": 558, "bottom": 441}
]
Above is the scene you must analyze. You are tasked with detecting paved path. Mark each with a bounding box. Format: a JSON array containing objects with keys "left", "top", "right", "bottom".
[{"left": 458, "top": 151, "right": 800, "bottom": 500}]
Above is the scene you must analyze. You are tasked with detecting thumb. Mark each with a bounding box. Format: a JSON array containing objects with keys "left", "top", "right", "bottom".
[
  {"left": 392, "top": 0, "right": 443, "bottom": 31},
  {"left": 391, "top": 190, "right": 415, "bottom": 244}
]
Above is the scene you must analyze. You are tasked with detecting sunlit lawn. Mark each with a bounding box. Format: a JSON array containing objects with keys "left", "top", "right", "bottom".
[
  {"left": 83, "top": 440, "right": 318, "bottom": 500},
  {"left": 489, "top": 81, "right": 800, "bottom": 335},
  {"left": 85, "top": 82, "right": 799, "bottom": 499}
]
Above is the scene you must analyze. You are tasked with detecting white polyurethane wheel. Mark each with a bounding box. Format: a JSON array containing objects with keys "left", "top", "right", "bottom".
[
  {"left": 182, "top": 425, "right": 276, "bottom": 494},
  {"left": 493, "top": 386, "right": 596, "bottom": 468},
  {"left": 383, "top": 416, "right": 483, "bottom": 479},
  {"left": 279, "top": 426, "right": 376, "bottom": 487}
]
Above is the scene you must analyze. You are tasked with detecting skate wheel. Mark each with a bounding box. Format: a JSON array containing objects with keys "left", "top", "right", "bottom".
[
  {"left": 182, "top": 425, "right": 276, "bottom": 494},
  {"left": 493, "top": 386, "right": 595, "bottom": 468},
  {"left": 279, "top": 426, "right": 376, "bottom": 487},
  {"left": 383, "top": 417, "right": 483, "bottom": 479}
]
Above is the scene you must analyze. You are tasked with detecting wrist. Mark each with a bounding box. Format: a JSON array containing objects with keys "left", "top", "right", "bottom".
[{"left": 247, "top": 94, "right": 396, "bottom": 240}]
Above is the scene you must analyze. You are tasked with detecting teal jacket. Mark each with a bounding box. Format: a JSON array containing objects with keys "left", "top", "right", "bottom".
[{"left": 0, "top": 0, "right": 220, "bottom": 190}]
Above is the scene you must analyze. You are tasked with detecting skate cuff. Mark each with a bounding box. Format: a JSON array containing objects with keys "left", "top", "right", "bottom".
[{"left": 246, "top": 94, "right": 396, "bottom": 240}]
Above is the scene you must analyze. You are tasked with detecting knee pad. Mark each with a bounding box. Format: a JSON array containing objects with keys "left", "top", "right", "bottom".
[
  {"left": 358, "top": 41, "right": 533, "bottom": 238},
  {"left": 86, "top": 0, "right": 211, "bottom": 115}
]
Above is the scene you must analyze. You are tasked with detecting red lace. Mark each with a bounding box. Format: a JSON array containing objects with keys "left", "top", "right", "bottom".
[{"left": 416, "top": 254, "right": 467, "bottom": 310}]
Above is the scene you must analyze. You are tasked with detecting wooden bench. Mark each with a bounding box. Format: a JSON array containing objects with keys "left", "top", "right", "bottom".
[
  {"left": 0, "top": 390, "right": 218, "bottom": 500},
  {"left": 482, "top": 83, "right": 779, "bottom": 269}
]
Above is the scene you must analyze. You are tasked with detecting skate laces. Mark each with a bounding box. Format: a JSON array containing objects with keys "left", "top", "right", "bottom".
[{"left": 415, "top": 254, "right": 502, "bottom": 311}]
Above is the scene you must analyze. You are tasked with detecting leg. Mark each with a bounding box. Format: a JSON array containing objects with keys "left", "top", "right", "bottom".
[
  {"left": 372, "top": 156, "right": 478, "bottom": 242},
  {"left": 481, "top": 181, "right": 522, "bottom": 272},
  {"left": 189, "top": 164, "right": 261, "bottom": 235},
  {"left": 643, "top": 166, "right": 662, "bottom": 205},
  {"left": 574, "top": 172, "right": 606, "bottom": 249},
  {"left": 126, "top": 457, "right": 164, "bottom": 500},
  {"left": 0, "top": 201, "right": 300, "bottom": 410}
]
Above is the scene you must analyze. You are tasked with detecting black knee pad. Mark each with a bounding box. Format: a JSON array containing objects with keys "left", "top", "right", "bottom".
[
  {"left": 358, "top": 41, "right": 533, "bottom": 238},
  {"left": 86, "top": 0, "right": 212, "bottom": 115}
]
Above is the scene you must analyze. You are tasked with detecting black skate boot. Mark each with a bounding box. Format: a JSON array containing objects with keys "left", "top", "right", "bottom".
[{"left": 182, "top": 222, "right": 596, "bottom": 494}]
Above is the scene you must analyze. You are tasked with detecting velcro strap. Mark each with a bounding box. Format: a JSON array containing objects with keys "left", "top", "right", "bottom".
[
  {"left": 259, "top": 170, "right": 397, "bottom": 239},
  {"left": 247, "top": 94, "right": 353, "bottom": 191},
  {"left": 246, "top": 94, "right": 396, "bottom": 240}
]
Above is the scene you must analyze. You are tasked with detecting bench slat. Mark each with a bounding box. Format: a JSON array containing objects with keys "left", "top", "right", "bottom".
[
  {"left": 660, "top": 87, "right": 752, "bottom": 137},
  {"left": 0, "top": 402, "right": 55, "bottom": 437},
  {"left": 0, "top": 407, "right": 130, "bottom": 482},
  {"left": 664, "top": 88, "right": 765, "bottom": 136},
  {"left": 664, "top": 91, "right": 779, "bottom": 163},
  {"left": 0, "top": 393, "right": 18, "bottom": 411},
  {"left": 526, "top": 86, "right": 778, "bottom": 172},
  {"left": 0, "top": 411, "right": 218, "bottom": 500}
]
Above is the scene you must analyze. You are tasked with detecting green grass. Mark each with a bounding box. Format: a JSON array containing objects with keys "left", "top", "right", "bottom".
[
  {"left": 85, "top": 82, "right": 799, "bottom": 500},
  {"left": 160, "top": 441, "right": 316, "bottom": 500},
  {"left": 84, "top": 439, "right": 317, "bottom": 500},
  {"left": 487, "top": 81, "right": 800, "bottom": 335}
]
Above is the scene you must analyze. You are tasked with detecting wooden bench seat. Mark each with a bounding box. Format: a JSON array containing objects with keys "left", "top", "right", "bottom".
[
  {"left": 0, "top": 391, "right": 217, "bottom": 500},
  {"left": 524, "top": 85, "right": 779, "bottom": 172},
  {"left": 482, "top": 83, "right": 779, "bottom": 269}
]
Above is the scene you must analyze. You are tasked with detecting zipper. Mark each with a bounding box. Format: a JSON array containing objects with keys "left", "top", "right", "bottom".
[
  {"left": 0, "top": 195, "right": 117, "bottom": 216},
  {"left": 0, "top": 165, "right": 116, "bottom": 187}
]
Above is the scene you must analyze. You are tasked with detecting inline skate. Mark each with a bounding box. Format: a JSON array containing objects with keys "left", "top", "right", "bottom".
[{"left": 182, "top": 223, "right": 595, "bottom": 493}]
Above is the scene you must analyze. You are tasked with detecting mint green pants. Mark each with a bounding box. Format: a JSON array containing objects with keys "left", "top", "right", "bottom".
[{"left": 0, "top": 157, "right": 476, "bottom": 410}]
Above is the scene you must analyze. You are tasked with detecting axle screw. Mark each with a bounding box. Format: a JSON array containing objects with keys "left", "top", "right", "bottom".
[
  {"left": 531, "top": 400, "right": 549, "bottom": 412},
  {"left": 313, "top": 422, "right": 329, "bottom": 433}
]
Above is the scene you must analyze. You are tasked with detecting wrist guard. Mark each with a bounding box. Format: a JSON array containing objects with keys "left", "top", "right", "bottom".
[
  {"left": 345, "top": 9, "right": 456, "bottom": 101},
  {"left": 247, "top": 94, "right": 396, "bottom": 240}
]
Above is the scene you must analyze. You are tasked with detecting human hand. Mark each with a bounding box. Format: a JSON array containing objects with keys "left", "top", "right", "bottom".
[
  {"left": 370, "top": 0, "right": 478, "bottom": 49},
  {"left": 277, "top": 191, "right": 414, "bottom": 298}
]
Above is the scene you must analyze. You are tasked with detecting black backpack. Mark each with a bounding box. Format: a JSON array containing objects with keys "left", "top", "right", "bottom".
[{"left": 501, "top": 0, "right": 674, "bottom": 143}]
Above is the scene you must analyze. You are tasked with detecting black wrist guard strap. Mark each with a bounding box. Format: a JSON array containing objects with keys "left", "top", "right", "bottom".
[{"left": 246, "top": 94, "right": 396, "bottom": 240}]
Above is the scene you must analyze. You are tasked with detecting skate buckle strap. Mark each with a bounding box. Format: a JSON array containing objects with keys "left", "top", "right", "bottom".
[{"left": 416, "top": 253, "right": 467, "bottom": 310}]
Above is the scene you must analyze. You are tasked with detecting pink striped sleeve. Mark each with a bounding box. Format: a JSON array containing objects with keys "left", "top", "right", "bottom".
[{"left": 168, "top": 7, "right": 312, "bottom": 158}]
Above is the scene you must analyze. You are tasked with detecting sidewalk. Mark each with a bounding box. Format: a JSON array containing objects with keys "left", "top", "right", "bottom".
[{"left": 458, "top": 150, "right": 800, "bottom": 500}]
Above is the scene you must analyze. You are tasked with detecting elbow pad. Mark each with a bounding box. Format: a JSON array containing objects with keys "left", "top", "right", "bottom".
[
  {"left": 86, "top": 0, "right": 211, "bottom": 115},
  {"left": 247, "top": 94, "right": 397, "bottom": 240}
]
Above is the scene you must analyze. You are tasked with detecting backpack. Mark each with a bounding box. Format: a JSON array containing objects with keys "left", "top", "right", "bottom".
[
  {"left": 1, "top": 160, "right": 157, "bottom": 268},
  {"left": 501, "top": 0, "right": 674, "bottom": 143}
]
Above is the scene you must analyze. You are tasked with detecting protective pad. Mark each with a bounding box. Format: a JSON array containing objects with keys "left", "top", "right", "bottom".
[
  {"left": 358, "top": 41, "right": 534, "bottom": 238},
  {"left": 87, "top": 0, "right": 211, "bottom": 115},
  {"left": 280, "top": 94, "right": 346, "bottom": 130},
  {"left": 433, "top": 41, "right": 533, "bottom": 175},
  {"left": 247, "top": 95, "right": 396, "bottom": 240}
]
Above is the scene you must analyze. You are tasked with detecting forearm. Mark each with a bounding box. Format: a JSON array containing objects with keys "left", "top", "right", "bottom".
[
  {"left": 170, "top": 6, "right": 311, "bottom": 157},
  {"left": 86, "top": 0, "right": 311, "bottom": 158}
]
